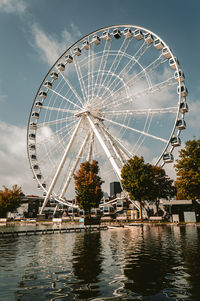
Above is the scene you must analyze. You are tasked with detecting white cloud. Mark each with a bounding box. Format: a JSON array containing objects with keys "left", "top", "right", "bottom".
[
  {"left": 0, "top": 121, "right": 39, "bottom": 195},
  {"left": 31, "top": 23, "right": 82, "bottom": 66},
  {"left": 0, "top": 0, "right": 26, "bottom": 14}
]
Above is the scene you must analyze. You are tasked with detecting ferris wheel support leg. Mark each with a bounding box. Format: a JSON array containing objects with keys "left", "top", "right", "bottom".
[
  {"left": 99, "top": 123, "right": 127, "bottom": 166},
  {"left": 87, "top": 132, "right": 94, "bottom": 162},
  {"left": 39, "top": 118, "right": 82, "bottom": 214},
  {"left": 87, "top": 115, "right": 121, "bottom": 180},
  {"left": 58, "top": 131, "right": 91, "bottom": 200}
]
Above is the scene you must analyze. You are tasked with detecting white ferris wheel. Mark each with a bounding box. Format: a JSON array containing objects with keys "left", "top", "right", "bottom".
[{"left": 27, "top": 25, "right": 188, "bottom": 213}]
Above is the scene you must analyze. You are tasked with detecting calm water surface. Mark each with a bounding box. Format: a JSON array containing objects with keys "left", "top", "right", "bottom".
[{"left": 0, "top": 225, "right": 200, "bottom": 301}]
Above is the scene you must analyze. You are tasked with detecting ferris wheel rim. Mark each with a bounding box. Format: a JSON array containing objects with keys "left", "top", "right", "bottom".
[{"left": 27, "top": 24, "right": 187, "bottom": 203}]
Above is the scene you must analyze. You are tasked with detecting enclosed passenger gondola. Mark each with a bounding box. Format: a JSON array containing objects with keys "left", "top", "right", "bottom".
[
  {"left": 29, "top": 133, "right": 36, "bottom": 140},
  {"left": 176, "top": 119, "right": 186, "bottom": 130},
  {"left": 123, "top": 28, "right": 132, "bottom": 38},
  {"left": 29, "top": 144, "right": 36, "bottom": 151},
  {"left": 162, "top": 47, "right": 172, "bottom": 59},
  {"left": 163, "top": 153, "right": 174, "bottom": 163},
  {"left": 31, "top": 112, "right": 39, "bottom": 119},
  {"left": 102, "top": 31, "right": 111, "bottom": 40},
  {"left": 82, "top": 40, "right": 90, "bottom": 50},
  {"left": 39, "top": 91, "right": 47, "bottom": 99},
  {"left": 113, "top": 28, "right": 121, "bottom": 39},
  {"left": 169, "top": 57, "right": 179, "bottom": 70},
  {"left": 144, "top": 33, "right": 154, "bottom": 44},
  {"left": 29, "top": 123, "right": 37, "bottom": 130},
  {"left": 33, "top": 165, "right": 39, "bottom": 170},
  {"left": 92, "top": 35, "right": 101, "bottom": 45},
  {"left": 180, "top": 100, "right": 188, "bottom": 113},
  {"left": 30, "top": 154, "right": 37, "bottom": 161},
  {"left": 35, "top": 101, "right": 43, "bottom": 108},
  {"left": 44, "top": 81, "right": 52, "bottom": 89},
  {"left": 74, "top": 48, "right": 81, "bottom": 56},
  {"left": 134, "top": 29, "right": 143, "bottom": 40},
  {"left": 177, "top": 84, "right": 188, "bottom": 97},
  {"left": 170, "top": 136, "right": 181, "bottom": 147},
  {"left": 57, "top": 63, "right": 65, "bottom": 72},
  {"left": 154, "top": 39, "right": 164, "bottom": 50},
  {"left": 36, "top": 174, "right": 42, "bottom": 180},
  {"left": 174, "top": 70, "right": 185, "bottom": 82},
  {"left": 50, "top": 72, "right": 58, "bottom": 80}
]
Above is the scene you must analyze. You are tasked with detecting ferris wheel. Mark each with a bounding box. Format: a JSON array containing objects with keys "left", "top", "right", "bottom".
[{"left": 27, "top": 25, "right": 188, "bottom": 213}]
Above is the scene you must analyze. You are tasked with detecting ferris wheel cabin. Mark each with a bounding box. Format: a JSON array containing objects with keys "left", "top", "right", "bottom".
[
  {"left": 176, "top": 119, "right": 186, "bottom": 130},
  {"left": 170, "top": 136, "right": 181, "bottom": 147},
  {"left": 65, "top": 55, "right": 73, "bottom": 63},
  {"left": 50, "top": 72, "right": 58, "bottom": 80},
  {"left": 177, "top": 84, "right": 188, "bottom": 97},
  {"left": 73, "top": 48, "right": 81, "bottom": 56},
  {"left": 44, "top": 81, "right": 52, "bottom": 89},
  {"left": 82, "top": 40, "right": 90, "bottom": 50},
  {"left": 174, "top": 70, "right": 185, "bottom": 82},
  {"left": 169, "top": 57, "right": 180, "bottom": 70},
  {"left": 31, "top": 112, "right": 39, "bottom": 119},
  {"left": 33, "top": 165, "right": 39, "bottom": 170},
  {"left": 29, "top": 144, "right": 36, "bottom": 151},
  {"left": 35, "top": 102, "right": 43, "bottom": 108},
  {"left": 162, "top": 47, "right": 172, "bottom": 59},
  {"left": 29, "top": 123, "right": 37, "bottom": 130},
  {"left": 123, "top": 28, "right": 132, "bottom": 38},
  {"left": 57, "top": 63, "right": 65, "bottom": 72},
  {"left": 30, "top": 154, "right": 37, "bottom": 161},
  {"left": 29, "top": 133, "right": 36, "bottom": 140},
  {"left": 180, "top": 100, "right": 188, "bottom": 113},
  {"left": 39, "top": 91, "right": 47, "bottom": 99},
  {"left": 163, "top": 153, "right": 174, "bottom": 163},
  {"left": 154, "top": 39, "right": 164, "bottom": 50},
  {"left": 134, "top": 29, "right": 143, "bottom": 40},
  {"left": 102, "top": 31, "right": 111, "bottom": 41},
  {"left": 144, "top": 33, "right": 154, "bottom": 44},
  {"left": 113, "top": 28, "right": 122, "bottom": 39},
  {"left": 92, "top": 35, "right": 101, "bottom": 45}
]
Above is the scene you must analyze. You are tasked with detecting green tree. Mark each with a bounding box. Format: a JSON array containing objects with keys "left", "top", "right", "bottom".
[
  {"left": 175, "top": 138, "right": 200, "bottom": 199},
  {"left": 121, "top": 156, "right": 153, "bottom": 221},
  {"left": 150, "top": 166, "right": 176, "bottom": 215},
  {"left": 73, "top": 160, "right": 104, "bottom": 215},
  {"left": 0, "top": 185, "right": 23, "bottom": 217}
]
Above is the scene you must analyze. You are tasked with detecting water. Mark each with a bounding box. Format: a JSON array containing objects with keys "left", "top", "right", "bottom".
[{"left": 0, "top": 225, "right": 200, "bottom": 301}]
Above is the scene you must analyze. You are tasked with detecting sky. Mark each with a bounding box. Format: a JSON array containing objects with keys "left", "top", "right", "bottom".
[{"left": 0, "top": 0, "right": 199, "bottom": 196}]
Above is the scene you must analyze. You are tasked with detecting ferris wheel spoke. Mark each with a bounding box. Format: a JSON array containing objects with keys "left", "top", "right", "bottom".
[
  {"left": 101, "top": 54, "right": 166, "bottom": 107},
  {"left": 100, "top": 122, "right": 132, "bottom": 159},
  {"left": 72, "top": 53, "right": 88, "bottom": 103},
  {"left": 50, "top": 88, "right": 82, "bottom": 110},
  {"left": 101, "top": 42, "right": 151, "bottom": 101},
  {"left": 103, "top": 107, "right": 178, "bottom": 116},
  {"left": 95, "top": 40, "right": 112, "bottom": 98},
  {"left": 99, "top": 38, "right": 132, "bottom": 99},
  {"left": 37, "top": 116, "right": 76, "bottom": 128},
  {"left": 59, "top": 72, "right": 84, "bottom": 107},
  {"left": 102, "top": 77, "right": 176, "bottom": 110},
  {"left": 103, "top": 116, "right": 168, "bottom": 143},
  {"left": 41, "top": 105, "right": 77, "bottom": 114}
]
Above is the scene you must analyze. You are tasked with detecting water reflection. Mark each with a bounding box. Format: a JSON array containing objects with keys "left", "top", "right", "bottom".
[
  {"left": 71, "top": 232, "right": 102, "bottom": 299},
  {"left": 0, "top": 226, "right": 200, "bottom": 300}
]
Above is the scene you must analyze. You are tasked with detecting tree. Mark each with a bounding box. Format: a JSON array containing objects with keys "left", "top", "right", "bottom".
[
  {"left": 73, "top": 160, "right": 104, "bottom": 215},
  {"left": 149, "top": 166, "right": 176, "bottom": 215},
  {"left": 121, "top": 156, "right": 153, "bottom": 221},
  {"left": 175, "top": 138, "right": 200, "bottom": 200},
  {"left": 0, "top": 185, "right": 23, "bottom": 217}
]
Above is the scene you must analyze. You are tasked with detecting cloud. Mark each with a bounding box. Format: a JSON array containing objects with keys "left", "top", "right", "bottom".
[
  {"left": 0, "top": 121, "right": 39, "bottom": 195},
  {"left": 0, "top": 0, "right": 26, "bottom": 14},
  {"left": 31, "top": 23, "right": 82, "bottom": 66}
]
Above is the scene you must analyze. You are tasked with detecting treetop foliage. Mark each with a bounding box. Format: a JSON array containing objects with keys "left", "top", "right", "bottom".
[
  {"left": 73, "top": 160, "right": 104, "bottom": 213},
  {"left": 175, "top": 138, "right": 200, "bottom": 199},
  {"left": 0, "top": 185, "right": 23, "bottom": 217}
]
